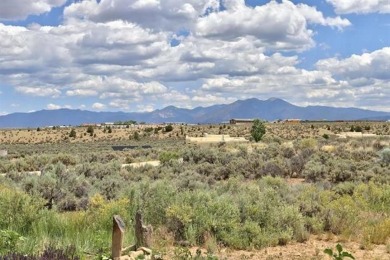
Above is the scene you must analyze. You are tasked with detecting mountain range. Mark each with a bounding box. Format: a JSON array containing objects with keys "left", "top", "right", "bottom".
[{"left": 1, "top": 98, "right": 389, "bottom": 128}]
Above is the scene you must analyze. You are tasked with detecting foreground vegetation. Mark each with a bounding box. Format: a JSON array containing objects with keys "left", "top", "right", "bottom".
[{"left": 0, "top": 122, "right": 389, "bottom": 258}]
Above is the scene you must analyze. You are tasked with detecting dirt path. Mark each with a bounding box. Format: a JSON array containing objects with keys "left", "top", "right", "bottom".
[{"left": 182, "top": 236, "right": 389, "bottom": 260}]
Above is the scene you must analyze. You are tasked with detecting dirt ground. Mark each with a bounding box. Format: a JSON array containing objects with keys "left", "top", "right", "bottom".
[{"left": 184, "top": 236, "right": 390, "bottom": 260}]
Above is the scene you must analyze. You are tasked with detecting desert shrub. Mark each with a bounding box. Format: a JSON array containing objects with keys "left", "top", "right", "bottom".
[
  {"left": 0, "top": 185, "right": 43, "bottom": 234},
  {"left": 0, "top": 230, "right": 24, "bottom": 255},
  {"left": 132, "top": 131, "right": 140, "bottom": 141},
  {"left": 51, "top": 154, "right": 77, "bottom": 166},
  {"left": 220, "top": 220, "right": 264, "bottom": 249},
  {"left": 303, "top": 159, "right": 328, "bottom": 182},
  {"left": 165, "top": 124, "right": 174, "bottom": 132},
  {"left": 350, "top": 150, "right": 374, "bottom": 161},
  {"left": 182, "top": 148, "right": 218, "bottom": 164},
  {"left": 332, "top": 182, "right": 355, "bottom": 196},
  {"left": 97, "top": 173, "right": 124, "bottom": 200},
  {"left": 372, "top": 140, "right": 385, "bottom": 151},
  {"left": 294, "top": 138, "right": 317, "bottom": 151},
  {"left": 328, "top": 159, "right": 354, "bottom": 183},
  {"left": 68, "top": 129, "right": 76, "bottom": 138},
  {"left": 281, "top": 146, "right": 295, "bottom": 158},
  {"left": 86, "top": 126, "right": 94, "bottom": 136},
  {"left": 324, "top": 195, "right": 362, "bottom": 236},
  {"left": 289, "top": 154, "right": 305, "bottom": 177},
  {"left": 353, "top": 182, "right": 390, "bottom": 213},
  {"left": 134, "top": 181, "right": 178, "bottom": 226},
  {"left": 159, "top": 151, "right": 180, "bottom": 164},
  {"left": 379, "top": 148, "right": 390, "bottom": 166},
  {"left": 260, "top": 161, "right": 284, "bottom": 177}
]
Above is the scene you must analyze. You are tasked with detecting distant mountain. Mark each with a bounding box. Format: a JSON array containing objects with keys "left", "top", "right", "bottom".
[{"left": 0, "top": 98, "right": 389, "bottom": 128}]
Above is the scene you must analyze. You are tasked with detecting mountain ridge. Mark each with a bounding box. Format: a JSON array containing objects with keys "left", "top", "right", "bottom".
[{"left": 0, "top": 98, "right": 389, "bottom": 128}]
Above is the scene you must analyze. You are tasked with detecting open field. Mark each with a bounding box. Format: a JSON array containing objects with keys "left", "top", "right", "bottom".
[
  {"left": 0, "top": 121, "right": 389, "bottom": 259},
  {"left": 1, "top": 121, "right": 389, "bottom": 144}
]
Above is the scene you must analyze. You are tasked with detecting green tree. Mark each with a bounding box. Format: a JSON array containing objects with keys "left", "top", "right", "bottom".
[
  {"left": 165, "top": 124, "right": 173, "bottom": 132},
  {"left": 133, "top": 131, "right": 140, "bottom": 141},
  {"left": 86, "top": 126, "right": 94, "bottom": 136},
  {"left": 69, "top": 129, "right": 76, "bottom": 138},
  {"left": 251, "top": 119, "right": 266, "bottom": 142}
]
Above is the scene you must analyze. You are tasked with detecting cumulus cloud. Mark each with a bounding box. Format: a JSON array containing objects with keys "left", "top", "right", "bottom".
[
  {"left": 66, "top": 89, "right": 98, "bottom": 97},
  {"left": 0, "top": 1, "right": 388, "bottom": 112},
  {"left": 64, "top": 0, "right": 220, "bottom": 31},
  {"left": 296, "top": 3, "right": 351, "bottom": 30},
  {"left": 327, "top": 0, "right": 390, "bottom": 14},
  {"left": 0, "top": 0, "right": 67, "bottom": 20},
  {"left": 195, "top": 0, "right": 350, "bottom": 50},
  {"left": 92, "top": 102, "right": 106, "bottom": 110},
  {"left": 47, "top": 103, "right": 71, "bottom": 110},
  {"left": 316, "top": 47, "right": 390, "bottom": 81},
  {"left": 16, "top": 87, "right": 61, "bottom": 97},
  {"left": 192, "top": 94, "right": 236, "bottom": 106}
]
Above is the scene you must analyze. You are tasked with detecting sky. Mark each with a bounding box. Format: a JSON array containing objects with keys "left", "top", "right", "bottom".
[{"left": 0, "top": 0, "right": 389, "bottom": 115}]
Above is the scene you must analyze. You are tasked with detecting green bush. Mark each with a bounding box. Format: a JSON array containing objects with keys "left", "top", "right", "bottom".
[
  {"left": 379, "top": 148, "right": 390, "bottom": 165},
  {"left": 159, "top": 151, "right": 180, "bottom": 164},
  {"left": 165, "top": 125, "right": 174, "bottom": 132},
  {"left": 251, "top": 119, "right": 266, "bottom": 142}
]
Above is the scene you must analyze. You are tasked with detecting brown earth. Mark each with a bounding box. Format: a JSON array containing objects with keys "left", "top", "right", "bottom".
[{"left": 178, "top": 236, "right": 389, "bottom": 260}]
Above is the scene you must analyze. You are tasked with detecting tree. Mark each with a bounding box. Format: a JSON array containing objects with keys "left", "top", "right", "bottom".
[
  {"left": 69, "top": 129, "right": 76, "bottom": 138},
  {"left": 133, "top": 131, "right": 140, "bottom": 141},
  {"left": 165, "top": 124, "right": 173, "bottom": 132},
  {"left": 251, "top": 119, "right": 266, "bottom": 142},
  {"left": 86, "top": 126, "right": 94, "bottom": 136}
]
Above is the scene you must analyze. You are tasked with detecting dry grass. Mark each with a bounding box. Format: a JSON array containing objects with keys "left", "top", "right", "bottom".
[{"left": 1, "top": 122, "right": 388, "bottom": 145}]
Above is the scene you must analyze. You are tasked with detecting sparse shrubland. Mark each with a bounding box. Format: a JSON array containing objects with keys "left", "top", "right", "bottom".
[{"left": 0, "top": 122, "right": 389, "bottom": 258}]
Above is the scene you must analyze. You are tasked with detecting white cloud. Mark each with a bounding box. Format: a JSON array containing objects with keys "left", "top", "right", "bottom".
[
  {"left": 0, "top": 1, "right": 388, "bottom": 113},
  {"left": 92, "top": 102, "right": 106, "bottom": 110},
  {"left": 47, "top": 103, "right": 61, "bottom": 110},
  {"left": 296, "top": 3, "right": 351, "bottom": 30},
  {"left": 195, "top": 0, "right": 350, "bottom": 51},
  {"left": 316, "top": 47, "right": 390, "bottom": 81},
  {"left": 64, "top": 0, "right": 220, "bottom": 31},
  {"left": 136, "top": 104, "right": 155, "bottom": 112},
  {"left": 192, "top": 94, "right": 236, "bottom": 106},
  {"left": 66, "top": 89, "right": 98, "bottom": 97},
  {"left": 0, "top": 0, "right": 66, "bottom": 20},
  {"left": 16, "top": 86, "right": 61, "bottom": 97},
  {"left": 327, "top": 0, "right": 390, "bottom": 14}
]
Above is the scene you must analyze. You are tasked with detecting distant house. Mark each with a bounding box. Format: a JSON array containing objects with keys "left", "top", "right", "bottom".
[{"left": 229, "top": 119, "right": 255, "bottom": 125}]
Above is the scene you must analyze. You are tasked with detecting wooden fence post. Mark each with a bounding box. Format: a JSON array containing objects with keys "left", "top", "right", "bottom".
[
  {"left": 112, "top": 215, "right": 125, "bottom": 259},
  {"left": 135, "top": 210, "right": 153, "bottom": 248}
]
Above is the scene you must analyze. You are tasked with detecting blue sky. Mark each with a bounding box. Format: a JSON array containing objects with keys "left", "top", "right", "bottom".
[{"left": 0, "top": 0, "right": 389, "bottom": 115}]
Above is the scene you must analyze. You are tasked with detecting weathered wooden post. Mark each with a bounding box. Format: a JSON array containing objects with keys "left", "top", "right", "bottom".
[
  {"left": 112, "top": 215, "right": 125, "bottom": 259},
  {"left": 135, "top": 210, "right": 153, "bottom": 248}
]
